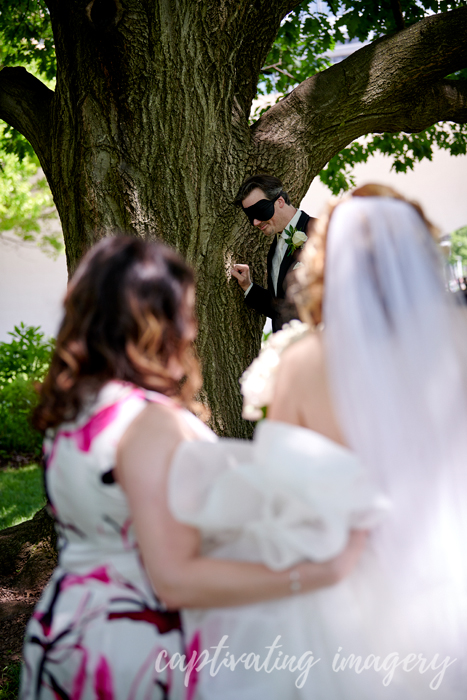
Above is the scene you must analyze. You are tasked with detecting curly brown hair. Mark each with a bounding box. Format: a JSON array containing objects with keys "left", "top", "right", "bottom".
[
  {"left": 33, "top": 236, "right": 204, "bottom": 431},
  {"left": 294, "top": 183, "right": 440, "bottom": 327}
]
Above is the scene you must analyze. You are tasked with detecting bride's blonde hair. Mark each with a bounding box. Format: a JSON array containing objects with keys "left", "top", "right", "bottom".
[{"left": 294, "top": 183, "right": 440, "bottom": 327}]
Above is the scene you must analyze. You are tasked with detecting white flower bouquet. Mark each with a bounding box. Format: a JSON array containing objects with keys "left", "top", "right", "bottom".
[{"left": 240, "top": 320, "right": 310, "bottom": 420}]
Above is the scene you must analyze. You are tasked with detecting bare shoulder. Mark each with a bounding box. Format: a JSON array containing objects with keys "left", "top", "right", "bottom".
[
  {"left": 268, "top": 332, "right": 324, "bottom": 422},
  {"left": 277, "top": 333, "right": 324, "bottom": 391},
  {"left": 116, "top": 402, "right": 196, "bottom": 490},
  {"left": 268, "top": 331, "right": 346, "bottom": 444},
  {"left": 276, "top": 332, "right": 324, "bottom": 388},
  {"left": 121, "top": 402, "right": 194, "bottom": 452},
  {"left": 127, "top": 401, "right": 195, "bottom": 441}
]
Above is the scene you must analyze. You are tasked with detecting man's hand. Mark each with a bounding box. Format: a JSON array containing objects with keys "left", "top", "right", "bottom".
[{"left": 231, "top": 264, "right": 251, "bottom": 292}]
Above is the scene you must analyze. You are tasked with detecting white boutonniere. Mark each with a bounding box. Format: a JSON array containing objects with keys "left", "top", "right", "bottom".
[
  {"left": 283, "top": 226, "right": 307, "bottom": 256},
  {"left": 240, "top": 320, "right": 310, "bottom": 421}
]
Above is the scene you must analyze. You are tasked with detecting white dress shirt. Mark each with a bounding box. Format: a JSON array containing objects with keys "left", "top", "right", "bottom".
[{"left": 245, "top": 209, "right": 302, "bottom": 298}]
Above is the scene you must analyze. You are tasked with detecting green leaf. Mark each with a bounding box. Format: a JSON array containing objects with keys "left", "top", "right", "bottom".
[
  {"left": 0, "top": 323, "right": 54, "bottom": 387},
  {"left": 449, "top": 226, "right": 467, "bottom": 265},
  {"left": 0, "top": 123, "right": 62, "bottom": 255},
  {"left": 0, "top": 0, "right": 56, "bottom": 80},
  {"left": 319, "top": 124, "right": 467, "bottom": 195}
]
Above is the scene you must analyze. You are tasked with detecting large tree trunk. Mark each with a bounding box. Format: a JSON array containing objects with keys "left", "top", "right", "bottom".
[
  {"left": 42, "top": 1, "right": 295, "bottom": 438},
  {"left": 0, "top": 1, "right": 466, "bottom": 437}
]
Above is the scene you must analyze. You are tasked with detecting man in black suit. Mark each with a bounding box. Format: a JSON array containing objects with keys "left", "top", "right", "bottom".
[{"left": 231, "top": 174, "right": 316, "bottom": 332}]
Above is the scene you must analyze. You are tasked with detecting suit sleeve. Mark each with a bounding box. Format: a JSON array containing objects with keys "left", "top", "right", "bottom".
[{"left": 245, "top": 282, "right": 274, "bottom": 319}]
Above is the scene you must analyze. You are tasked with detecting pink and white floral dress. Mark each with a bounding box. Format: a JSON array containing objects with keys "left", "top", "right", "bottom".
[{"left": 20, "top": 381, "right": 214, "bottom": 700}]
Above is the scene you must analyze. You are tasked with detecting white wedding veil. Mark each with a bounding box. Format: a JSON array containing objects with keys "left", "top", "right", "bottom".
[{"left": 322, "top": 194, "right": 467, "bottom": 662}]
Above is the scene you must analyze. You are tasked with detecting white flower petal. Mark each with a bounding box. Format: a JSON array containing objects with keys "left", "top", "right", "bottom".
[{"left": 291, "top": 230, "right": 308, "bottom": 246}]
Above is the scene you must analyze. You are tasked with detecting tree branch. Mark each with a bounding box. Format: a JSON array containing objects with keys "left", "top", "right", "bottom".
[
  {"left": 0, "top": 67, "right": 54, "bottom": 172},
  {"left": 225, "top": 0, "right": 305, "bottom": 118},
  {"left": 250, "top": 7, "right": 467, "bottom": 197},
  {"left": 412, "top": 79, "right": 467, "bottom": 127}
]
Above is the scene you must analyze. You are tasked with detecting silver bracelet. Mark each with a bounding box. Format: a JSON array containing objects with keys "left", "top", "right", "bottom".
[{"left": 289, "top": 568, "right": 301, "bottom": 594}]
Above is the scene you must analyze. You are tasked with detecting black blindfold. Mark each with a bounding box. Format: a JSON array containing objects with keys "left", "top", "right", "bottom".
[{"left": 242, "top": 192, "right": 282, "bottom": 224}]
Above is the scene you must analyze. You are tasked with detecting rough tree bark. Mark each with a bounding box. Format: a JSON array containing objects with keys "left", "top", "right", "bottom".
[{"left": 0, "top": 0, "right": 466, "bottom": 438}]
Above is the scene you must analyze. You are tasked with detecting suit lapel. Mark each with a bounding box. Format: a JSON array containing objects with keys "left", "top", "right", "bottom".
[
  {"left": 266, "top": 211, "right": 308, "bottom": 298},
  {"left": 276, "top": 210, "right": 308, "bottom": 297},
  {"left": 266, "top": 236, "right": 277, "bottom": 293},
  {"left": 277, "top": 249, "right": 295, "bottom": 298}
]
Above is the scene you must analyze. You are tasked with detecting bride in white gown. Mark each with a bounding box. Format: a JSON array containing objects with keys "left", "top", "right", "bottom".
[{"left": 169, "top": 185, "right": 467, "bottom": 699}]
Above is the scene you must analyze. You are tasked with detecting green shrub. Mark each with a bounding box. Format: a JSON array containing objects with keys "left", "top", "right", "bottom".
[
  {"left": 0, "top": 323, "right": 53, "bottom": 386},
  {"left": 0, "top": 463, "right": 46, "bottom": 530},
  {"left": 0, "top": 661, "right": 21, "bottom": 700},
  {"left": 0, "top": 324, "right": 53, "bottom": 456},
  {"left": 449, "top": 225, "right": 467, "bottom": 266},
  {"left": 0, "top": 378, "right": 43, "bottom": 456}
]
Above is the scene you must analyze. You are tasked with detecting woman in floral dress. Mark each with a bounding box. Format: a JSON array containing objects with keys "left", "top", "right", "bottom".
[{"left": 20, "top": 236, "right": 365, "bottom": 700}]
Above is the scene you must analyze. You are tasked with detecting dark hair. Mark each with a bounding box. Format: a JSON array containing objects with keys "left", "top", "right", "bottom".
[
  {"left": 34, "top": 236, "right": 203, "bottom": 431},
  {"left": 233, "top": 174, "right": 291, "bottom": 207}
]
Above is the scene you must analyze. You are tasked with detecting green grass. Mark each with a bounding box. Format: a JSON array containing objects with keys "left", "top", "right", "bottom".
[
  {"left": 0, "top": 463, "right": 46, "bottom": 530},
  {"left": 0, "top": 661, "right": 21, "bottom": 700}
]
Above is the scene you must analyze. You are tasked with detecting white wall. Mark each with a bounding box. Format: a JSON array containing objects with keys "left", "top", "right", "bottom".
[
  {"left": 301, "top": 148, "right": 467, "bottom": 234},
  {"left": 1, "top": 146, "right": 466, "bottom": 342},
  {"left": 0, "top": 239, "right": 67, "bottom": 342}
]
